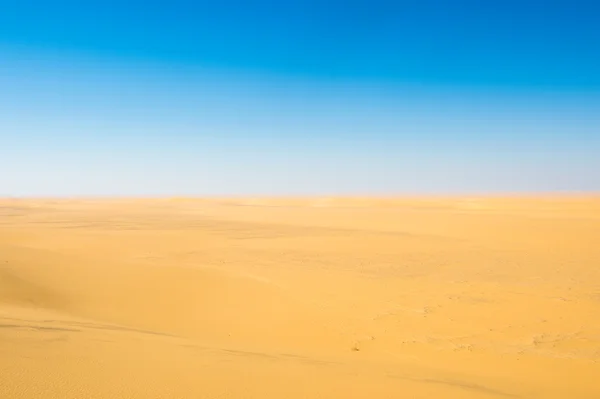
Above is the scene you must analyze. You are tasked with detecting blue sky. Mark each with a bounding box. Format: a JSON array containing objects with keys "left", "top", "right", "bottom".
[{"left": 1, "top": 1, "right": 599, "bottom": 196}]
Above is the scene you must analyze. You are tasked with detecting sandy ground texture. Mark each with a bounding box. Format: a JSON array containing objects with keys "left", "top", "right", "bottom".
[{"left": 1, "top": 196, "right": 600, "bottom": 398}]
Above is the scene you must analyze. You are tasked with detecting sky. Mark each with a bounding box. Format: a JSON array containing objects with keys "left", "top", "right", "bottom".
[{"left": 1, "top": 1, "right": 599, "bottom": 196}]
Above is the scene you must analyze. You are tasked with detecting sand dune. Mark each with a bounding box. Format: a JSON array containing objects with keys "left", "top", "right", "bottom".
[{"left": 1, "top": 197, "right": 600, "bottom": 398}]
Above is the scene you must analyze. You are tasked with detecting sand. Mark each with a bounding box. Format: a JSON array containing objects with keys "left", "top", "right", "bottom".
[{"left": 1, "top": 196, "right": 599, "bottom": 398}]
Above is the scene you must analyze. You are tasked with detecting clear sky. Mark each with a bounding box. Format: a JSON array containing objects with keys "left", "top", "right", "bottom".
[{"left": 1, "top": 1, "right": 599, "bottom": 196}]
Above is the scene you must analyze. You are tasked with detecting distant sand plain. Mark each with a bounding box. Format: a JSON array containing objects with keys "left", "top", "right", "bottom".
[{"left": 1, "top": 197, "right": 600, "bottom": 398}]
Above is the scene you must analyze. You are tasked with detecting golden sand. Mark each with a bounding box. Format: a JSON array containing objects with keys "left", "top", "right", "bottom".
[{"left": 1, "top": 197, "right": 599, "bottom": 398}]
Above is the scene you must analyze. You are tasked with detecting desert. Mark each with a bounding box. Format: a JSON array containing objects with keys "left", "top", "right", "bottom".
[{"left": 1, "top": 196, "right": 599, "bottom": 398}]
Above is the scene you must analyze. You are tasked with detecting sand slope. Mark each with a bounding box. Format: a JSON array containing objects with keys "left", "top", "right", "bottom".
[{"left": 1, "top": 197, "right": 600, "bottom": 398}]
